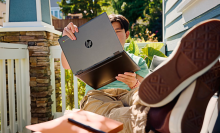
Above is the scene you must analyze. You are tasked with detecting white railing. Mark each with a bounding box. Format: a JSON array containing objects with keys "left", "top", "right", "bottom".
[
  {"left": 50, "top": 46, "right": 79, "bottom": 119},
  {"left": 0, "top": 43, "right": 31, "bottom": 133}
]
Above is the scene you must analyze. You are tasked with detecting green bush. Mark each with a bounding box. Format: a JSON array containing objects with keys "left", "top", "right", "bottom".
[
  {"left": 65, "top": 69, "right": 86, "bottom": 110},
  {"left": 130, "top": 25, "right": 158, "bottom": 42},
  {"left": 126, "top": 41, "right": 167, "bottom": 67}
]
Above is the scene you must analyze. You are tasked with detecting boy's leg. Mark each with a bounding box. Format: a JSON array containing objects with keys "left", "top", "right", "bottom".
[
  {"left": 146, "top": 95, "right": 179, "bottom": 133},
  {"left": 139, "top": 19, "right": 220, "bottom": 107},
  {"left": 107, "top": 99, "right": 150, "bottom": 133},
  {"left": 80, "top": 88, "right": 150, "bottom": 133},
  {"left": 119, "top": 87, "right": 139, "bottom": 106},
  {"left": 146, "top": 61, "right": 220, "bottom": 133},
  {"left": 169, "top": 61, "right": 220, "bottom": 133},
  {"left": 80, "top": 89, "right": 124, "bottom": 117}
]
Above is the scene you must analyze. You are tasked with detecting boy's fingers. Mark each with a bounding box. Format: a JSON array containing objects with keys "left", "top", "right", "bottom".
[
  {"left": 64, "top": 27, "right": 76, "bottom": 40},
  {"left": 116, "top": 76, "right": 134, "bottom": 84},
  {"left": 73, "top": 24, "right": 79, "bottom": 32},
  {"left": 118, "top": 74, "right": 135, "bottom": 79},
  {"left": 117, "top": 75, "right": 130, "bottom": 81},
  {"left": 67, "top": 22, "right": 76, "bottom": 33},
  {"left": 116, "top": 77, "right": 128, "bottom": 84},
  {"left": 124, "top": 72, "right": 136, "bottom": 77}
]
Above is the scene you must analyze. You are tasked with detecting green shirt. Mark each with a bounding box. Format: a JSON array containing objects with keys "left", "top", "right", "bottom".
[{"left": 85, "top": 52, "right": 149, "bottom": 94}]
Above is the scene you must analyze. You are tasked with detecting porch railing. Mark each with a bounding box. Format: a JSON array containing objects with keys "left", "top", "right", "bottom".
[
  {"left": 0, "top": 43, "right": 31, "bottom": 133},
  {"left": 50, "top": 46, "right": 79, "bottom": 119}
]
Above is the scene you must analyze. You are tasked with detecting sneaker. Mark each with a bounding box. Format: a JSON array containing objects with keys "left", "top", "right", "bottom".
[
  {"left": 169, "top": 61, "right": 220, "bottom": 133},
  {"left": 139, "top": 19, "right": 220, "bottom": 107}
]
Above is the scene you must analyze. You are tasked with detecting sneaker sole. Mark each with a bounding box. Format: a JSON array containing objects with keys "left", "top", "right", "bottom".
[
  {"left": 139, "top": 19, "right": 220, "bottom": 107},
  {"left": 169, "top": 61, "right": 220, "bottom": 133}
]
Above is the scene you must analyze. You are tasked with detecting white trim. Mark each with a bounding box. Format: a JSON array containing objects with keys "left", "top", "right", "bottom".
[
  {"left": 0, "top": 49, "right": 27, "bottom": 59},
  {"left": 50, "top": 46, "right": 62, "bottom": 58},
  {"left": 0, "top": 43, "right": 27, "bottom": 49},
  {"left": 165, "top": 0, "right": 178, "bottom": 13},
  {"left": 23, "top": 51, "right": 31, "bottom": 133},
  {"left": 36, "top": 0, "right": 42, "bottom": 22},
  {"left": 178, "top": 0, "right": 220, "bottom": 23},
  {"left": 74, "top": 76, "right": 78, "bottom": 109},
  {"left": 0, "top": 25, "right": 62, "bottom": 35},
  {"left": 15, "top": 59, "right": 23, "bottom": 132},
  {"left": 60, "top": 58, "right": 66, "bottom": 114},
  {"left": 51, "top": 7, "right": 61, "bottom": 10},
  {"left": 3, "top": 21, "right": 54, "bottom": 29},
  {"left": 8, "top": 59, "right": 16, "bottom": 133},
  {"left": 177, "top": 0, "right": 198, "bottom": 12},
  {"left": 5, "top": 0, "right": 9, "bottom": 22},
  {"left": 49, "top": 0, "right": 53, "bottom": 25}
]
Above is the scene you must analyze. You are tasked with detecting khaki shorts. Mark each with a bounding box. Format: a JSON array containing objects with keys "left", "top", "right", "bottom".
[{"left": 80, "top": 88, "right": 150, "bottom": 133}]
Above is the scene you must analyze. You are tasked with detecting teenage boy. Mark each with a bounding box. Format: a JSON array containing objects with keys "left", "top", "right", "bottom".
[{"left": 61, "top": 14, "right": 220, "bottom": 133}]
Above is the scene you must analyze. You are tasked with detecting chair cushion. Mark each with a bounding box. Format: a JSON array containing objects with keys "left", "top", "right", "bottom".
[{"left": 149, "top": 55, "right": 167, "bottom": 72}]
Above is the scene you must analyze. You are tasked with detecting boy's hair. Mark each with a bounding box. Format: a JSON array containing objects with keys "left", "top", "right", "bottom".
[{"left": 108, "top": 14, "right": 129, "bottom": 33}]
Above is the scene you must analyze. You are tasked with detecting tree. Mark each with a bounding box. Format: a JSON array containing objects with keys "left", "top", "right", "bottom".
[
  {"left": 58, "top": 0, "right": 110, "bottom": 20},
  {"left": 111, "top": 0, "right": 163, "bottom": 41},
  {"left": 111, "top": 0, "right": 149, "bottom": 26},
  {"left": 144, "top": 0, "right": 163, "bottom": 41}
]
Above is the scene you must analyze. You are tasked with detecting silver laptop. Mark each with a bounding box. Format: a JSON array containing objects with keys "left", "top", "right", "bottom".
[{"left": 59, "top": 12, "right": 140, "bottom": 89}]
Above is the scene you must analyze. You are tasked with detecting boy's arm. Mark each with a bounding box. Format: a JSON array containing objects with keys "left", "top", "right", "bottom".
[
  {"left": 60, "top": 22, "right": 79, "bottom": 69},
  {"left": 61, "top": 51, "right": 71, "bottom": 69},
  {"left": 136, "top": 74, "right": 144, "bottom": 82}
]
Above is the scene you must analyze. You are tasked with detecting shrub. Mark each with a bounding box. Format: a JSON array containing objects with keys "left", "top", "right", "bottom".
[
  {"left": 130, "top": 24, "right": 158, "bottom": 42},
  {"left": 65, "top": 69, "right": 86, "bottom": 110},
  {"left": 126, "top": 40, "right": 167, "bottom": 67}
]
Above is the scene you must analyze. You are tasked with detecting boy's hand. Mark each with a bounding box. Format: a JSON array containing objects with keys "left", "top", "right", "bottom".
[
  {"left": 63, "top": 22, "right": 79, "bottom": 40},
  {"left": 116, "top": 72, "right": 139, "bottom": 89}
]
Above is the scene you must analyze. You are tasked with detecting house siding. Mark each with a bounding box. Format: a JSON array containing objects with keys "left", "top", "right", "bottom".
[{"left": 163, "top": 0, "right": 220, "bottom": 56}]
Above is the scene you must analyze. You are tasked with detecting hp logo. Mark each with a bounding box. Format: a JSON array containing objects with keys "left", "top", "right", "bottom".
[{"left": 85, "top": 40, "right": 93, "bottom": 48}]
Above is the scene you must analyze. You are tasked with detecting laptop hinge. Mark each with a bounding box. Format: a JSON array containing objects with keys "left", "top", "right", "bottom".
[
  {"left": 76, "top": 70, "right": 84, "bottom": 75},
  {"left": 114, "top": 51, "right": 121, "bottom": 56}
]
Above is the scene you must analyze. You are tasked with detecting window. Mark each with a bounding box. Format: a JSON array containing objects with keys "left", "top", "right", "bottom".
[
  {"left": 51, "top": 11, "right": 53, "bottom": 16},
  {"left": 54, "top": 11, "right": 58, "bottom": 18}
]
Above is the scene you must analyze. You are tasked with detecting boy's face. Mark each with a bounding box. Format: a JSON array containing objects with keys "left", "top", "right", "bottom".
[{"left": 112, "top": 22, "right": 129, "bottom": 48}]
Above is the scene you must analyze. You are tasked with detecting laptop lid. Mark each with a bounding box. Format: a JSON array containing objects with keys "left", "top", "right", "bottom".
[{"left": 59, "top": 12, "right": 123, "bottom": 74}]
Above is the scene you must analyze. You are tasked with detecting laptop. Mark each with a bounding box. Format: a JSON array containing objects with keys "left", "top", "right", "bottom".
[{"left": 58, "top": 12, "right": 140, "bottom": 89}]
